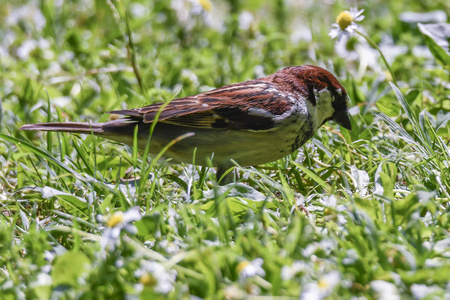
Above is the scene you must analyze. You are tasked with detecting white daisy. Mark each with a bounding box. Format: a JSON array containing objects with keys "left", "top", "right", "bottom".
[
  {"left": 329, "top": 8, "right": 365, "bottom": 40},
  {"left": 98, "top": 207, "right": 142, "bottom": 251},
  {"left": 300, "top": 271, "right": 341, "bottom": 300},
  {"left": 135, "top": 261, "right": 177, "bottom": 294},
  {"left": 237, "top": 258, "right": 266, "bottom": 281}
]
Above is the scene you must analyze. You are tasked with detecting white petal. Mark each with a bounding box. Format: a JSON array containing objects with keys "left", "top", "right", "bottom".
[
  {"left": 110, "top": 227, "right": 122, "bottom": 239},
  {"left": 123, "top": 207, "right": 142, "bottom": 223},
  {"left": 331, "top": 23, "right": 340, "bottom": 28},
  {"left": 124, "top": 224, "right": 138, "bottom": 235},
  {"left": 337, "top": 30, "right": 350, "bottom": 41},
  {"left": 329, "top": 28, "right": 341, "bottom": 38}
]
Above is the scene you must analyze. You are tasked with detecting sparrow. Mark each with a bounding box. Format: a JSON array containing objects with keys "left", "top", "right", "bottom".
[{"left": 21, "top": 65, "right": 351, "bottom": 183}]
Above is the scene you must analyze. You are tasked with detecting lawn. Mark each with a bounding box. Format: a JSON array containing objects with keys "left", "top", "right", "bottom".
[{"left": 0, "top": 0, "right": 449, "bottom": 299}]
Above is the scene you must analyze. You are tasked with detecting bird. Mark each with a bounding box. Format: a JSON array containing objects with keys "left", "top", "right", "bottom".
[{"left": 21, "top": 65, "right": 351, "bottom": 184}]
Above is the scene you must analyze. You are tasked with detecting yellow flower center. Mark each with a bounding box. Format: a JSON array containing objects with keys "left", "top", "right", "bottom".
[
  {"left": 236, "top": 261, "right": 250, "bottom": 274},
  {"left": 318, "top": 278, "right": 329, "bottom": 289},
  {"left": 198, "top": 0, "right": 212, "bottom": 12},
  {"left": 336, "top": 11, "right": 353, "bottom": 30},
  {"left": 139, "top": 273, "right": 157, "bottom": 287},
  {"left": 106, "top": 211, "right": 124, "bottom": 227}
]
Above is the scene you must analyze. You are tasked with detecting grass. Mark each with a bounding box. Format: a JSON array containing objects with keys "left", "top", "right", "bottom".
[{"left": 1, "top": 0, "right": 449, "bottom": 299}]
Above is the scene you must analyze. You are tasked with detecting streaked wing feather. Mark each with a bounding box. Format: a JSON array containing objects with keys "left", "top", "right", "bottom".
[{"left": 108, "top": 80, "right": 293, "bottom": 131}]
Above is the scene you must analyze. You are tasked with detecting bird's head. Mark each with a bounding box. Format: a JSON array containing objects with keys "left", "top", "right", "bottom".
[{"left": 276, "top": 65, "right": 352, "bottom": 131}]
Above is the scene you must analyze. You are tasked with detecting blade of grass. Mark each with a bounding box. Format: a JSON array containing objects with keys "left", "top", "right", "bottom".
[{"left": 291, "top": 161, "right": 332, "bottom": 194}]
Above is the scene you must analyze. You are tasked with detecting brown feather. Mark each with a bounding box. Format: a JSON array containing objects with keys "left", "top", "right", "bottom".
[{"left": 108, "top": 80, "right": 294, "bottom": 130}]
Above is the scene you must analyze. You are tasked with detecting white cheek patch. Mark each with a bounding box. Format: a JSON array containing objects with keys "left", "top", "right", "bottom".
[
  {"left": 313, "top": 88, "right": 336, "bottom": 126},
  {"left": 314, "top": 88, "right": 333, "bottom": 103}
]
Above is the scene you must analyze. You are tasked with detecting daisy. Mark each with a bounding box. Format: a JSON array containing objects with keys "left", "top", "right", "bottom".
[
  {"left": 135, "top": 261, "right": 177, "bottom": 294},
  {"left": 300, "top": 271, "right": 341, "bottom": 300},
  {"left": 98, "top": 207, "right": 142, "bottom": 251},
  {"left": 237, "top": 258, "right": 266, "bottom": 281},
  {"left": 329, "top": 8, "right": 365, "bottom": 40}
]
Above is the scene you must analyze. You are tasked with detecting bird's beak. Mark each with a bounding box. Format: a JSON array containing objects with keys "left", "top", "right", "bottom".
[{"left": 333, "top": 110, "right": 352, "bottom": 130}]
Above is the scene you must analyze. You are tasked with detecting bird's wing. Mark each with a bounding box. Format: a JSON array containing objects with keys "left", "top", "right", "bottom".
[{"left": 109, "top": 80, "right": 294, "bottom": 131}]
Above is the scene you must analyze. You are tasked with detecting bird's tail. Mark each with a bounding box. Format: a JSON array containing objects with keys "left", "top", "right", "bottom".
[{"left": 20, "top": 122, "right": 104, "bottom": 134}]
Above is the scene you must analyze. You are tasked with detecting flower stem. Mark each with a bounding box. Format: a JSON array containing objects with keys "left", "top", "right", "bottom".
[{"left": 356, "top": 30, "right": 397, "bottom": 85}]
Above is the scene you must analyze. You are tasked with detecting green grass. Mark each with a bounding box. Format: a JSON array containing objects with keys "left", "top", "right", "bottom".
[{"left": 1, "top": 0, "right": 449, "bottom": 299}]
